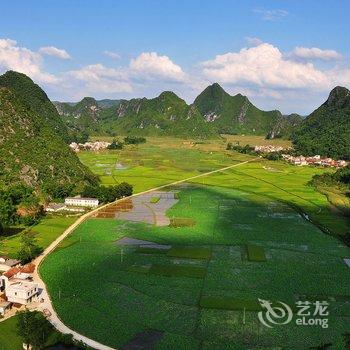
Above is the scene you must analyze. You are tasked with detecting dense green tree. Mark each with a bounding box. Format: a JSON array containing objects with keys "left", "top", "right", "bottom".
[
  {"left": 17, "top": 231, "right": 43, "bottom": 264},
  {"left": 311, "top": 165, "right": 350, "bottom": 188},
  {"left": 0, "top": 192, "right": 17, "bottom": 225},
  {"left": 107, "top": 139, "right": 123, "bottom": 150},
  {"left": 0, "top": 186, "right": 44, "bottom": 227},
  {"left": 124, "top": 136, "right": 146, "bottom": 145},
  {"left": 265, "top": 152, "right": 283, "bottom": 161},
  {"left": 43, "top": 183, "right": 75, "bottom": 200},
  {"left": 82, "top": 182, "right": 133, "bottom": 203},
  {"left": 17, "top": 310, "right": 53, "bottom": 350}
]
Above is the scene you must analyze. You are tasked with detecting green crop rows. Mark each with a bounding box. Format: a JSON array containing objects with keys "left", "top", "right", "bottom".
[{"left": 40, "top": 185, "right": 350, "bottom": 349}]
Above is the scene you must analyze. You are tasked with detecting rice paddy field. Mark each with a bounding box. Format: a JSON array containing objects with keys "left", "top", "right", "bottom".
[{"left": 40, "top": 185, "right": 350, "bottom": 349}]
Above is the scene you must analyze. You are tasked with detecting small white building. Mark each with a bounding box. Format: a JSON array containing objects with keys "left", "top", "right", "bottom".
[
  {"left": 0, "top": 256, "right": 21, "bottom": 272},
  {"left": 0, "top": 301, "right": 12, "bottom": 316},
  {"left": 65, "top": 196, "right": 99, "bottom": 207},
  {"left": 6, "top": 281, "right": 39, "bottom": 305}
]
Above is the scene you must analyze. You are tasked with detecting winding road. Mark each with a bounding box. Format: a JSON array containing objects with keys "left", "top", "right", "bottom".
[{"left": 30, "top": 157, "right": 259, "bottom": 350}]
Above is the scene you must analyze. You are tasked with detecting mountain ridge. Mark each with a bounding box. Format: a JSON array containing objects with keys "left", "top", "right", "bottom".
[{"left": 55, "top": 83, "right": 298, "bottom": 138}]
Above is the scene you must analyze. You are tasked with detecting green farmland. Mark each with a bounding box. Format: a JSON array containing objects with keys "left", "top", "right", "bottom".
[
  {"left": 0, "top": 216, "right": 76, "bottom": 258},
  {"left": 78, "top": 137, "right": 348, "bottom": 240},
  {"left": 40, "top": 186, "right": 350, "bottom": 349},
  {"left": 77, "top": 136, "right": 250, "bottom": 192},
  {"left": 0, "top": 316, "right": 23, "bottom": 350}
]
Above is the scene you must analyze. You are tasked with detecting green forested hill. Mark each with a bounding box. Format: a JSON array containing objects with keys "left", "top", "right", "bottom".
[
  {"left": 54, "top": 97, "right": 102, "bottom": 140},
  {"left": 103, "top": 91, "right": 214, "bottom": 137},
  {"left": 0, "top": 76, "right": 97, "bottom": 193},
  {"left": 0, "top": 71, "right": 70, "bottom": 143},
  {"left": 55, "top": 84, "right": 296, "bottom": 138},
  {"left": 57, "top": 91, "right": 214, "bottom": 138},
  {"left": 193, "top": 83, "right": 297, "bottom": 136},
  {"left": 266, "top": 113, "right": 303, "bottom": 139},
  {"left": 292, "top": 86, "right": 350, "bottom": 159}
]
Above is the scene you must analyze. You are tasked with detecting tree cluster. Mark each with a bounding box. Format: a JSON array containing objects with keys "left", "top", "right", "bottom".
[
  {"left": 17, "top": 310, "right": 53, "bottom": 349},
  {"left": 226, "top": 143, "right": 257, "bottom": 155},
  {"left": 124, "top": 136, "right": 146, "bottom": 145},
  {"left": 82, "top": 182, "right": 133, "bottom": 203},
  {"left": 17, "top": 230, "right": 43, "bottom": 263},
  {"left": 107, "top": 139, "right": 124, "bottom": 150},
  {"left": 311, "top": 165, "right": 350, "bottom": 188},
  {"left": 0, "top": 185, "right": 43, "bottom": 229}
]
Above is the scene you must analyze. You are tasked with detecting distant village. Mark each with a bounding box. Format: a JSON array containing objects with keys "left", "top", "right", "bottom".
[
  {"left": 281, "top": 154, "right": 347, "bottom": 167},
  {"left": 69, "top": 141, "right": 111, "bottom": 152},
  {"left": 253, "top": 145, "right": 348, "bottom": 168}
]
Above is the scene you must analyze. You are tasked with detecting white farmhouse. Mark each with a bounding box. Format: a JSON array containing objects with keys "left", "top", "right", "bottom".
[
  {"left": 6, "top": 281, "right": 39, "bottom": 305},
  {"left": 65, "top": 196, "right": 99, "bottom": 207}
]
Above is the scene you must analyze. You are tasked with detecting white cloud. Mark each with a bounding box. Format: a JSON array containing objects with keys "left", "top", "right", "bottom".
[
  {"left": 245, "top": 37, "right": 263, "bottom": 47},
  {"left": 253, "top": 9, "right": 289, "bottom": 21},
  {"left": 129, "top": 52, "right": 187, "bottom": 82},
  {"left": 39, "top": 46, "right": 71, "bottom": 59},
  {"left": 199, "top": 42, "right": 350, "bottom": 113},
  {"left": 0, "top": 38, "right": 58, "bottom": 83},
  {"left": 290, "top": 46, "right": 342, "bottom": 61},
  {"left": 201, "top": 43, "right": 329, "bottom": 90},
  {"left": 1, "top": 37, "right": 349, "bottom": 114},
  {"left": 103, "top": 50, "right": 121, "bottom": 59},
  {"left": 66, "top": 63, "right": 132, "bottom": 94}
]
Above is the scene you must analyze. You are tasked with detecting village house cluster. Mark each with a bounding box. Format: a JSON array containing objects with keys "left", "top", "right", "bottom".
[
  {"left": 69, "top": 141, "right": 111, "bottom": 152},
  {"left": 0, "top": 256, "right": 38, "bottom": 316},
  {"left": 45, "top": 196, "right": 99, "bottom": 213},
  {"left": 254, "top": 145, "right": 287, "bottom": 153},
  {"left": 282, "top": 154, "right": 348, "bottom": 167}
]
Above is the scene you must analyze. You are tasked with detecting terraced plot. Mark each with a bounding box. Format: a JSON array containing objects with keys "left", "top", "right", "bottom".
[{"left": 40, "top": 186, "right": 350, "bottom": 349}]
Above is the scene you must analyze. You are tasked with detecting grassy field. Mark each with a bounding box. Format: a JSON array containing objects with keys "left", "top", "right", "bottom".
[
  {"left": 223, "top": 134, "right": 292, "bottom": 147},
  {"left": 1, "top": 135, "right": 344, "bottom": 349},
  {"left": 0, "top": 316, "right": 23, "bottom": 350},
  {"left": 187, "top": 159, "right": 349, "bottom": 240},
  {"left": 79, "top": 136, "right": 348, "bottom": 240},
  {"left": 40, "top": 186, "right": 350, "bottom": 349},
  {"left": 78, "top": 136, "right": 284, "bottom": 192},
  {"left": 0, "top": 216, "right": 77, "bottom": 258}
]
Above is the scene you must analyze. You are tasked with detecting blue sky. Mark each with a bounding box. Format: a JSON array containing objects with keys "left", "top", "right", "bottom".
[{"left": 0, "top": 0, "right": 349, "bottom": 114}]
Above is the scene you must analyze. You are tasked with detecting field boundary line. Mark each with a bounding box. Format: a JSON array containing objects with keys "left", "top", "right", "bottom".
[{"left": 31, "top": 156, "right": 260, "bottom": 350}]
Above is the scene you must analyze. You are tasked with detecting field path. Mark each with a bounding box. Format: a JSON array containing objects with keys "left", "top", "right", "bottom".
[{"left": 31, "top": 156, "right": 259, "bottom": 350}]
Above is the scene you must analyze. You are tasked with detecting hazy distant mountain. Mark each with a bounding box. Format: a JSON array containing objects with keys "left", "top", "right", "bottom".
[{"left": 292, "top": 86, "right": 350, "bottom": 159}]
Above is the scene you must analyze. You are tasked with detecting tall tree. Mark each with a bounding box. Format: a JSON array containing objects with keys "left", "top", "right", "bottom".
[
  {"left": 17, "top": 310, "right": 52, "bottom": 349},
  {"left": 17, "top": 231, "right": 43, "bottom": 264}
]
